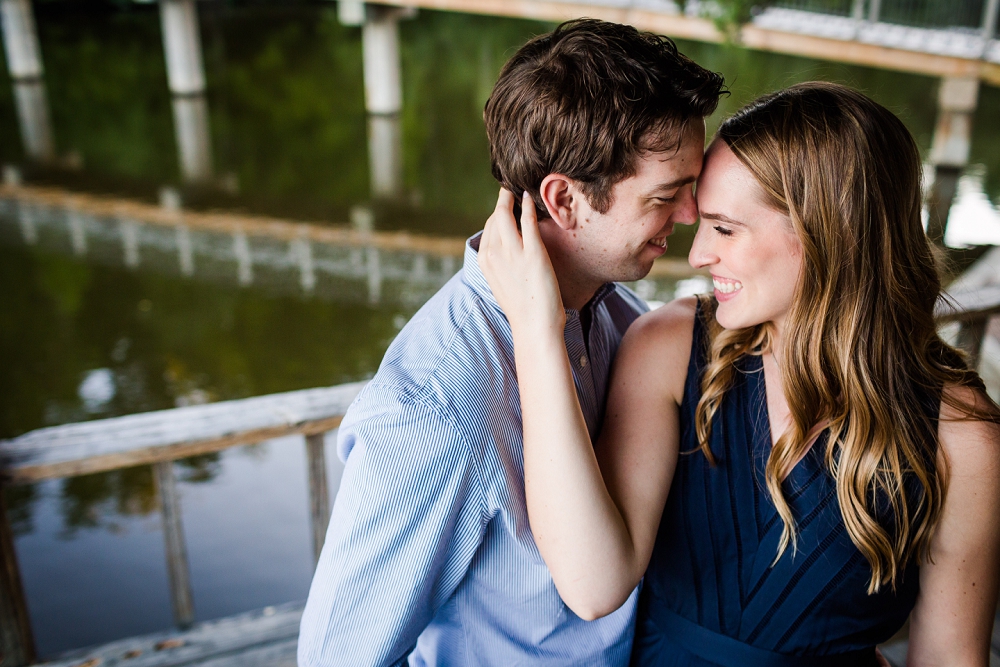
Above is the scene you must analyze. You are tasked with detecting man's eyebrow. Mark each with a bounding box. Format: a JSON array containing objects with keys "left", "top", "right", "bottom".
[
  {"left": 645, "top": 176, "right": 696, "bottom": 195},
  {"left": 700, "top": 212, "right": 747, "bottom": 226}
]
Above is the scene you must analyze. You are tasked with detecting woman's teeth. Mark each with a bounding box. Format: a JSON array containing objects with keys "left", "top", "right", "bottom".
[{"left": 713, "top": 278, "right": 743, "bottom": 294}]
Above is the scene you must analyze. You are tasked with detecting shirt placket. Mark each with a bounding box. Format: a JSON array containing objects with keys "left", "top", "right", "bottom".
[{"left": 564, "top": 309, "right": 600, "bottom": 441}]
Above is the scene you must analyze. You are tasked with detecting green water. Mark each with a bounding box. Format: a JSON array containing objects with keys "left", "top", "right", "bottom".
[{"left": 1, "top": 1, "right": 999, "bottom": 657}]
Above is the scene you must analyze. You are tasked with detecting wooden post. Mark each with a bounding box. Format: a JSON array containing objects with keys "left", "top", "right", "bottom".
[
  {"left": 176, "top": 223, "right": 194, "bottom": 276},
  {"left": 412, "top": 253, "right": 427, "bottom": 281},
  {"left": 850, "top": 0, "right": 865, "bottom": 21},
  {"left": 0, "top": 485, "right": 35, "bottom": 667},
  {"left": 983, "top": 0, "right": 999, "bottom": 42},
  {"left": 930, "top": 77, "right": 979, "bottom": 169},
  {"left": 170, "top": 95, "right": 213, "bottom": 183},
  {"left": 366, "top": 247, "right": 382, "bottom": 305},
  {"left": 925, "top": 167, "right": 959, "bottom": 247},
  {"left": 0, "top": 0, "right": 55, "bottom": 162},
  {"left": 338, "top": 0, "right": 365, "bottom": 26},
  {"left": 363, "top": 6, "right": 404, "bottom": 199},
  {"left": 120, "top": 218, "right": 141, "bottom": 269},
  {"left": 153, "top": 461, "right": 195, "bottom": 630},
  {"left": 11, "top": 81, "right": 54, "bottom": 162},
  {"left": 866, "top": 0, "right": 881, "bottom": 22},
  {"left": 956, "top": 317, "right": 987, "bottom": 371},
  {"left": 159, "top": 0, "right": 212, "bottom": 183},
  {"left": 292, "top": 236, "right": 315, "bottom": 294},
  {"left": 927, "top": 77, "right": 979, "bottom": 245},
  {"left": 159, "top": 0, "right": 205, "bottom": 96},
  {"left": 305, "top": 433, "right": 330, "bottom": 566},
  {"left": 67, "top": 207, "right": 87, "bottom": 257},
  {"left": 16, "top": 201, "right": 34, "bottom": 245},
  {"left": 233, "top": 229, "right": 253, "bottom": 286}
]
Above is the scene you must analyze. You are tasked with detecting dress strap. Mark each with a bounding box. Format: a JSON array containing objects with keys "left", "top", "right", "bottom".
[{"left": 642, "top": 596, "right": 878, "bottom": 667}]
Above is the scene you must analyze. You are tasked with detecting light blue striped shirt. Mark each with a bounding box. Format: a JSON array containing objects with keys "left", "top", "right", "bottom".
[{"left": 298, "top": 233, "right": 648, "bottom": 667}]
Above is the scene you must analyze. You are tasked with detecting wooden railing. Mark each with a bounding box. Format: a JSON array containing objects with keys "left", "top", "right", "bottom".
[
  {"left": 936, "top": 246, "right": 1000, "bottom": 367},
  {"left": 0, "top": 381, "right": 367, "bottom": 667}
]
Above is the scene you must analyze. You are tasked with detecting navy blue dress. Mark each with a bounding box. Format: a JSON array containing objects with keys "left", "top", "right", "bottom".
[{"left": 632, "top": 305, "right": 936, "bottom": 667}]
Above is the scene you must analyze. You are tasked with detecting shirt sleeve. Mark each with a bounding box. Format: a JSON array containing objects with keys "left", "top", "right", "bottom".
[{"left": 297, "top": 383, "right": 487, "bottom": 667}]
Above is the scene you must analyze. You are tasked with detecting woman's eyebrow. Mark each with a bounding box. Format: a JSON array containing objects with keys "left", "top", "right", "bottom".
[{"left": 700, "top": 212, "right": 747, "bottom": 226}]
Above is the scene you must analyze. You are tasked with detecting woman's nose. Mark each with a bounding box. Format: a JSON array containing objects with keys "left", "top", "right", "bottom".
[{"left": 688, "top": 221, "right": 717, "bottom": 270}]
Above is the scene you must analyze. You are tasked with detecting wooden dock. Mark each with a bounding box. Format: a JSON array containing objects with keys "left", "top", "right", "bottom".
[{"left": 34, "top": 602, "right": 303, "bottom": 667}]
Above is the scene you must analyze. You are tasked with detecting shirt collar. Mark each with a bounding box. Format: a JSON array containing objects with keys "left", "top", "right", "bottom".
[{"left": 463, "top": 231, "right": 617, "bottom": 316}]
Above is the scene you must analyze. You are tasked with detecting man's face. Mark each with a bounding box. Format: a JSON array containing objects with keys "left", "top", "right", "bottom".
[{"left": 568, "top": 120, "right": 705, "bottom": 285}]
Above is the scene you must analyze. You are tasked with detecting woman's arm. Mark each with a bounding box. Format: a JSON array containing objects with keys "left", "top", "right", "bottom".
[
  {"left": 906, "top": 386, "right": 1000, "bottom": 667},
  {"left": 478, "top": 191, "right": 692, "bottom": 619}
]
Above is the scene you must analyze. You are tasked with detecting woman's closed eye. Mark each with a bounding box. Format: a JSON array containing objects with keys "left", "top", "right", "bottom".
[{"left": 713, "top": 225, "right": 734, "bottom": 237}]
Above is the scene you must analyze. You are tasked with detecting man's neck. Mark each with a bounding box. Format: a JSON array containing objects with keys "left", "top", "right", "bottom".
[
  {"left": 546, "top": 244, "right": 603, "bottom": 312},
  {"left": 556, "top": 274, "right": 601, "bottom": 312}
]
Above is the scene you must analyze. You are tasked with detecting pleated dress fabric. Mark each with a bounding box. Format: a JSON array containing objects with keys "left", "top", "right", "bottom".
[{"left": 632, "top": 306, "right": 935, "bottom": 667}]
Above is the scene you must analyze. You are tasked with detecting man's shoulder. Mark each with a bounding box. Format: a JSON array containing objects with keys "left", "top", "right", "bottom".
[
  {"left": 379, "top": 272, "right": 507, "bottom": 391},
  {"left": 601, "top": 283, "right": 650, "bottom": 330},
  {"left": 339, "top": 272, "right": 512, "bottom": 447}
]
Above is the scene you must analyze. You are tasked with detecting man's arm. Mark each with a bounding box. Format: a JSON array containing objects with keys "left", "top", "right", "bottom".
[{"left": 298, "top": 384, "right": 486, "bottom": 667}]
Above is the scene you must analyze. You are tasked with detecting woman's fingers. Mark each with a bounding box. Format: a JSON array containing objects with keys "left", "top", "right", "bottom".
[
  {"left": 519, "top": 191, "right": 541, "bottom": 251},
  {"left": 494, "top": 188, "right": 515, "bottom": 217},
  {"left": 481, "top": 188, "right": 512, "bottom": 255},
  {"left": 491, "top": 189, "right": 523, "bottom": 250}
]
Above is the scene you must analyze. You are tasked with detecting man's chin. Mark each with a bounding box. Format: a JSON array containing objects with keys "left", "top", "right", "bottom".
[{"left": 607, "top": 260, "right": 655, "bottom": 284}]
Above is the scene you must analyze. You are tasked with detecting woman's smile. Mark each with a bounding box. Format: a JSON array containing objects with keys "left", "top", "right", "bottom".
[{"left": 712, "top": 275, "right": 742, "bottom": 299}]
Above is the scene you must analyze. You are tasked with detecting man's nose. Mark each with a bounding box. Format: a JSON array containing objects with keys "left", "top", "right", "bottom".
[{"left": 671, "top": 186, "right": 698, "bottom": 226}]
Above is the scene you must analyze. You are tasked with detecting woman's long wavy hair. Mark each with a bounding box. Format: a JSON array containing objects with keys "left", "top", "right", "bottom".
[{"left": 694, "top": 82, "right": 998, "bottom": 593}]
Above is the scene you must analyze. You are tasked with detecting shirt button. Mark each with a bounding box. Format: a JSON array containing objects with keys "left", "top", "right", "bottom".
[{"left": 579, "top": 355, "right": 588, "bottom": 368}]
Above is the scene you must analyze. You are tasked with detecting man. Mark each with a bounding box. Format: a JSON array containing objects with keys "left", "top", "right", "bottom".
[{"left": 298, "top": 19, "right": 723, "bottom": 667}]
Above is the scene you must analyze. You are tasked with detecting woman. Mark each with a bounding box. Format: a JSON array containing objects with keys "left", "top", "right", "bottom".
[{"left": 478, "top": 82, "right": 1000, "bottom": 666}]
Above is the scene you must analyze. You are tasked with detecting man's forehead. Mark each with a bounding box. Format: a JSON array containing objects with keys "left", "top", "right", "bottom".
[
  {"left": 632, "top": 145, "right": 703, "bottom": 185},
  {"left": 644, "top": 175, "right": 697, "bottom": 193}
]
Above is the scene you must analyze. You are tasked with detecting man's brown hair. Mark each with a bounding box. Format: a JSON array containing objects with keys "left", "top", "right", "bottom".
[{"left": 484, "top": 19, "right": 725, "bottom": 217}]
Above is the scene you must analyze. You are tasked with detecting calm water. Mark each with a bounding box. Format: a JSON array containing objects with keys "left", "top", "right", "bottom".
[{"left": 2, "top": 1, "right": 999, "bottom": 657}]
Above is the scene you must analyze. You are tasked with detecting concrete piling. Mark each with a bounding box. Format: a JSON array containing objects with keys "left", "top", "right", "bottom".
[
  {"left": 927, "top": 76, "right": 980, "bottom": 246},
  {"left": 0, "top": 0, "right": 55, "bottom": 162},
  {"left": 159, "top": 0, "right": 213, "bottom": 183}
]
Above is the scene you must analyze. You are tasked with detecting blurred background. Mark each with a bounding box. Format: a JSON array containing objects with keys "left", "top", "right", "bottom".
[{"left": 0, "top": 0, "right": 998, "bottom": 662}]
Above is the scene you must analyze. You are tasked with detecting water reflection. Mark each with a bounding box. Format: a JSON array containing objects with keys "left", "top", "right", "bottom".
[
  {"left": 945, "top": 166, "right": 1000, "bottom": 247},
  {"left": 0, "top": 189, "right": 466, "bottom": 306},
  {"left": 12, "top": 79, "right": 53, "bottom": 161},
  {"left": 1, "top": 0, "right": 999, "bottom": 659}
]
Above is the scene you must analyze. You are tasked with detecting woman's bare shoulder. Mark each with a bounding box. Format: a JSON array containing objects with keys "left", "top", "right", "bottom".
[
  {"left": 614, "top": 297, "right": 700, "bottom": 403},
  {"left": 938, "top": 385, "right": 1000, "bottom": 476},
  {"left": 627, "top": 296, "right": 699, "bottom": 349}
]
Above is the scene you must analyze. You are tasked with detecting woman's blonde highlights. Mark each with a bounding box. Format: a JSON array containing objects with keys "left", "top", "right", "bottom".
[{"left": 693, "top": 82, "right": 993, "bottom": 592}]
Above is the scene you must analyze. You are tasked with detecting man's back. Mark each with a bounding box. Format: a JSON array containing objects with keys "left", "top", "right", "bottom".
[{"left": 297, "top": 236, "right": 646, "bottom": 666}]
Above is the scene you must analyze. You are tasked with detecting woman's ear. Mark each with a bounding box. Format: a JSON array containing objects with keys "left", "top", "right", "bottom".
[{"left": 539, "top": 174, "right": 577, "bottom": 230}]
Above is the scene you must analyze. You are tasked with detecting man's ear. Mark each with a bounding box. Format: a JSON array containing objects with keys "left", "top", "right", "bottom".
[{"left": 539, "top": 174, "right": 577, "bottom": 230}]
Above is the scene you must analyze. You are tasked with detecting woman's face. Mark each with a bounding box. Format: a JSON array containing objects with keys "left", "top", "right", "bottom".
[{"left": 689, "top": 140, "right": 803, "bottom": 335}]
